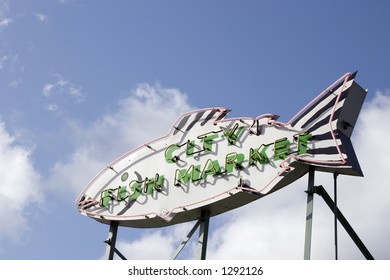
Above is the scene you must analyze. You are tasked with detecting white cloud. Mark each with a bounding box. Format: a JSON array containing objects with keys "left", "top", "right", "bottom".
[
  {"left": 34, "top": 13, "right": 48, "bottom": 23},
  {"left": 0, "top": 55, "right": 7, "bottom": 69},
  {"left": 42, "top": 74, "right": 69, "bottom": 97},
  {"left": 9, "top": 78, "right": 21, "bottom": 88},
  {"left": 0, "top": 0, "right": 10, "bottom": 30},
  {"left": 0, "top": 0, "right": 11, "bottom": 31},
  {"left": 42, "top": 83, "right": 56, "bottom": 97},
  {"left": 0, "top": 17, "right": 11, "bottom": 29},
  {"left": 0, "top": 54, "right": 19, "bottom": 73},
  {"left": 0, "top": 120, "right": 43, "bottom": 244},
  {"left": 47, "top": 83, "right": 194, "bottom": 195},
  {"left": 42, "top": 74, "right": 85, "bottom": 110},
  {"left": 47, "top": 104, "right": 59, "bottom": 111},
  {"left": 68, "top": 86, "right": 83, "bottom": 102}
]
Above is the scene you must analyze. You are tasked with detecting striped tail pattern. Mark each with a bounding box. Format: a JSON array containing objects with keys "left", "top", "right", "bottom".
[{"left": 289, "top": 72, "right": 367, "bottom": 176}]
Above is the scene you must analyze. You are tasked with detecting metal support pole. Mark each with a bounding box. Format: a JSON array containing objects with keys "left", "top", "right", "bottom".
[
  {"left": 304, "top": 166, "right": 315, "bottom": 260},
  {"left": 104, "top": 221, "right": 119, "bottom": 260},
  {"left": 333, "top": 173, "right": 339, "bottom": 260},
  {"left": 198, "top": 210, "right": 210, "bottom": 260},
  {"left": 313, "top": 185, "right": 374, "bottom": 260}
]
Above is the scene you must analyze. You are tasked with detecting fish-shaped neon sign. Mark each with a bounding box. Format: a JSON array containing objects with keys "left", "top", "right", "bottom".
[{"left": 76, "top": 72, "right": 366, "bottom": 228}]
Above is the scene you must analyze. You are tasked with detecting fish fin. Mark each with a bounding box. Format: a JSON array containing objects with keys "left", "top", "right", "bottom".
[
  {"left": 171, "top": 107, "right": 230, "bottom": 136},
  {"left": 290, "top": 72, "right": 367, "bottom": 176}
]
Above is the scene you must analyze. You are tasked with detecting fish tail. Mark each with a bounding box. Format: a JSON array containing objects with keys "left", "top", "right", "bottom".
[{"left": 289, "top": 72, "right": 367, "bottom": 176}]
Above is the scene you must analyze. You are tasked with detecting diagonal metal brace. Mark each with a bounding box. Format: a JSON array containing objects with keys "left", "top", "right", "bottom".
[
  {"left": 172, "top": 219, "right": 201, "bottom": 260},
  {"left": 309, "top": 185, "right": 374, "bottom": 260},
  {"left": 172, "top": 210, "right": 210, "bottom": 260},
  {"left": 104, "top": 239, "right": 127, "bottom": 260}
]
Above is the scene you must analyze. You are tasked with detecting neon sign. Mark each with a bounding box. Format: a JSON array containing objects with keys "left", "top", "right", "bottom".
[{"left": 77, "top": 72, "right": 366, "bottom": 228}]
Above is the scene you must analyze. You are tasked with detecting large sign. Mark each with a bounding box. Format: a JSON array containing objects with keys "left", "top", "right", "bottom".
[{"left": 76, "top": 72, "right": 366, "bottom": 228}]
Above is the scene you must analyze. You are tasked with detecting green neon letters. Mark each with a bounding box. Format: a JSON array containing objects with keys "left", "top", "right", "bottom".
[
  {"left": 274, "top": 137, "right": 290, "bottom": 160},
  {"left": 225, "top": 152, "right": 245, "bottom": 172},
  {"left": 99, "top": 173, "right": 164, "bottom": 207},
  {"left": 224, "top": 124, "right": 245, "bottom": 145},
  {"left": 172, "top": 131, "right": 312, "bottom": 186},
  {"left": 296, "top": 132, "right": 313, "bottom": 154},
  {"left": 249, "top": 144, "right": 271, "bottom": 166},
  {"left": 174, "top": 165, "right": 201, "bottom": 186},
  {"left": 99, "top": 129, "right": 313, "bottom": 207}
]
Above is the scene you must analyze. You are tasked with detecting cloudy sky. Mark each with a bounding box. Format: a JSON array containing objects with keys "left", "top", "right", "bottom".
[{"left": 1, "top": 0, "right": 390, "bottom": 260}]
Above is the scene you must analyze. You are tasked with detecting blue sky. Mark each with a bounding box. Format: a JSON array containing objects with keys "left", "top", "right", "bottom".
[{"left": 1, "top": 0, "right": 390, "bottom": 260}]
